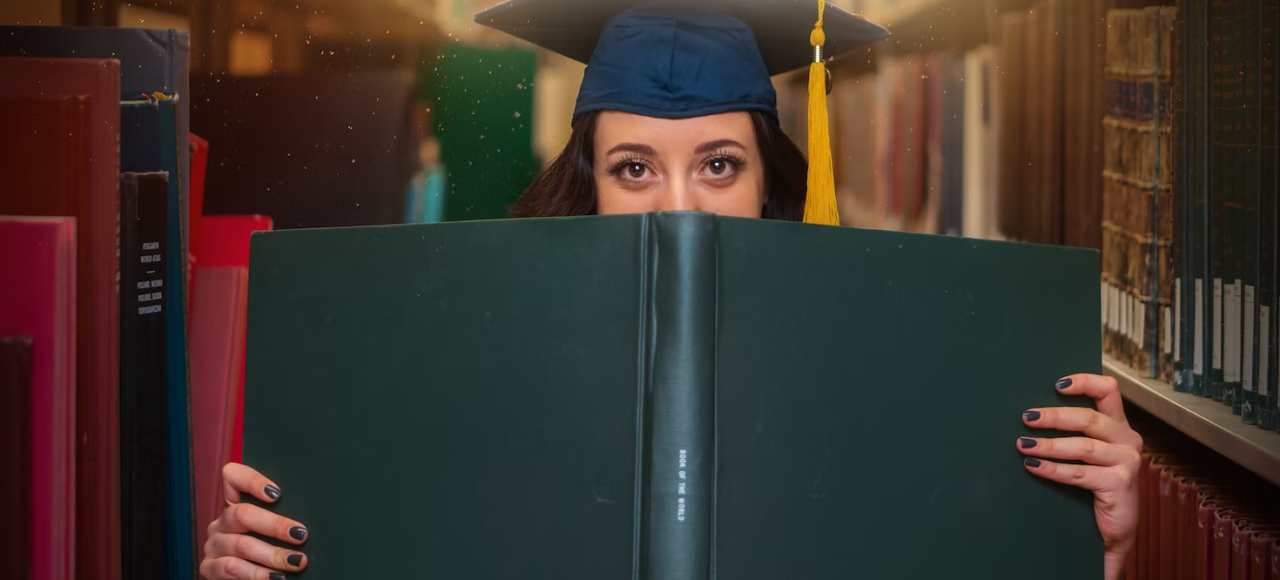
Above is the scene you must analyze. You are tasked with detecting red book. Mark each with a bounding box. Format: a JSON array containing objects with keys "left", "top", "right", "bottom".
[
  {"left": 1177, "top": 476, "right": 1197, "bottom": 580},
  {"left": 1234, "top": 522, "right": 1280, "bottom": 580},
  {"left": 1143, "top": 454, "right": 1165, "bottom": 579},
  {"left": 0, "top": 57, "right": 121, "bottom": 580},
  {"left": 1201, "top": 499, "right": 1227, "bottom": 579},
  {"left": 1264, "top": 532, "right": 1274, "bottom": 578},
  {"left": 1136, "top": 452, "right": 1155, "bottom": 580},
  {"left": 1249, "top": 531, "right": 1275, "bottom": 580},
  {"left": 1218, "top": 510, "right": 1250, "bottom": 580},
  {"left": 195, "top": 215, "right": 273, "bottom": 465},
  {"left": 189, "top": 267, "right": 249, "bottom": 561},
  {"left": 1159, "top": 463, "right": 1177, "bottom": 579},
  {"left": 0, "top": 218, "right": 76, "bottom": 580}
]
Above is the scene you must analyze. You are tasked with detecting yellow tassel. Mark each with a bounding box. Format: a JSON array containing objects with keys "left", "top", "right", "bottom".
[{"left": 803, "top": 0, "right": 839, "bottom": 226}]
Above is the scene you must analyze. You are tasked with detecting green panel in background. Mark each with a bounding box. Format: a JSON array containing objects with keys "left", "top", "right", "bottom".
[{"left": 421, "top": 43, "right": 541, "bottom": 222}]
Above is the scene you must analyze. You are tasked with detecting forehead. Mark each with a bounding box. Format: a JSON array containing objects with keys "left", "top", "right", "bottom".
[{"left": 594, "top": 111, "right": 755, "bottom": 149}]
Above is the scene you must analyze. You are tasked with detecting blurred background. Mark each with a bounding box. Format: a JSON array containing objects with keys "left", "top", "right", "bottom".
[
  {"left": 10, "top": 2, "right": 1280, "bottom": 580},
  {"left": 0, "top": 0, "right": 1165, "bottom": 238}
]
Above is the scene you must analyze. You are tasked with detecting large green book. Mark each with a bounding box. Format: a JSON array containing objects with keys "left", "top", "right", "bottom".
[{"left": 243, "top": 213, "right": 1104, "bottom": 578}]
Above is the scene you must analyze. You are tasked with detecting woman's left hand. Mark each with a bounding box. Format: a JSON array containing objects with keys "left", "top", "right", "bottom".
[{"left": 1017, "top": 373, "right": 1143, "bottom": 580}]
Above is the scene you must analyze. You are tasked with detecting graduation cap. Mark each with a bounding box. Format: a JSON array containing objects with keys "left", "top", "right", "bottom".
[{"left": 475, "top": 0, "right": 889, "bottom": 225}]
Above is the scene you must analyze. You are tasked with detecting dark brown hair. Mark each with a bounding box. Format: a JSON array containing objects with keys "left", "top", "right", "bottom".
[{"left": 507, "top": 110, "right": 808, "bottom": 221}]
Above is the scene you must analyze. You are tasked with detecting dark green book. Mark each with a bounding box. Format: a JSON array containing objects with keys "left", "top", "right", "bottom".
[
  {"left": 243, "top": 213, "right": 1103, "bottom": 579},
  {"left": 1194, "top": 0, "right": 1214, "bottom": 397},
  {"left": 1210, "top": 0, "right": 1230, "bottom": 401},
  {"left": 1241, "top": 0, "right": 1263, "bottom": 423},
  {"left": 1174, "top": 5, "right": 1192, "bottom": 392},
  {"left": 1262, "top": 0, "right": 1280, "bottom": 431},
  {"left": 1225, "top": 0, "right": 1246, "bottom": 413}
]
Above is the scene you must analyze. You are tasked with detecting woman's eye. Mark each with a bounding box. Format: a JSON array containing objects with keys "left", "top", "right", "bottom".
[
  {"left": 627, "top": 163, "right": 647, "bottom": 179},
  {"left": 704, "top": 157, "right": 739, "bottom": 178}
]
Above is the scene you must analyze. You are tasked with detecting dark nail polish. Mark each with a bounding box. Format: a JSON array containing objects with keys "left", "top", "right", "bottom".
[
  {"left": 1019, "top": 437, "right": 1037, "bottom": 449},
  {"left": 289, "top": 526, "right": 307, "bottom": 541},
  {"left": 287, "top": 554, "right": 303, "bottom": 567},
  {"left": 264, "top": 485, "right": 281, "bottom": 500},
  {"left": 1024, "top": 457, "right": 1042, "bottom": 468},
  {"left": 1024, "top": 410, "right": 1041, "bottom": 422},
  {"left": 1056, "top": 378, "right": 1073, "bottom": 390},
  {"left": 269, "top": 573, "right": 285, "bottom": 580}
]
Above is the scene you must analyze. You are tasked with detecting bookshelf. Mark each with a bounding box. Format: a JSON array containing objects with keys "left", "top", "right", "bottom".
[
  {"left": 1103, "top": 353, "right": 1280, "bottom": 488},
  {"left": 862, "top": 0, "right": 946, "bottom": 27}
]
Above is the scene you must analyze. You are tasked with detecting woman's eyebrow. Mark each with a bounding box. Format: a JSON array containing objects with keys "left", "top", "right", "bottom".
[
  {"left": 606, "top": 143, "right": 657, "bottom": 156},
  {"left": 694, "top": 139, "right": 746, "bottom": 154}
]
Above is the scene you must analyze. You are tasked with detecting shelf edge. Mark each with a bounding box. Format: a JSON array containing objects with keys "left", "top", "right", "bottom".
[{"left": 1103, "top": 354, "right": 1280, "bottom": 488}]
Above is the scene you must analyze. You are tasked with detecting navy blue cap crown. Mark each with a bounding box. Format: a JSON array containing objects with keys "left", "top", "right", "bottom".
[
  {"left": 475, "top": 0, "right": 889, "bottom": 124},
  {"left": 572, "top": 6, "right": 778, "bottom": 123}
]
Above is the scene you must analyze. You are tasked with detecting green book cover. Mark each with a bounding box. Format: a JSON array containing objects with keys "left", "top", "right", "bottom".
[{"left": 242, "top": 213, "right": 1103, "bottom": 579}]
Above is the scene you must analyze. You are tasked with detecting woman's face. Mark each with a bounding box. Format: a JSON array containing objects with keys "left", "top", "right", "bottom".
[{"left": 592, "top": 111, "right": 766, "bottom": 217}]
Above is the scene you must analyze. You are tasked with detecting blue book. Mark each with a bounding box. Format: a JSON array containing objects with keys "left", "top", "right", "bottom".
[
  {"left": 121, "top": 97, "right": 196, "bottom": 580},
  {"left": 0, "top": 26, "right": 192, "bottom": 249}
]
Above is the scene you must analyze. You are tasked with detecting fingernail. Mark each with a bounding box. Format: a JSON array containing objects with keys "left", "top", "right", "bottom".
[
  {"left": 1019, "top": 437, "right": 1037, "bottom": 449},
  {"left": 1056, "top": 378, "right": 1073, "bottom": 390},
  {"left": 287, "top": 554, "right": 303, "bottom": 567},
  {"left": 289, "top": 526, "right": 308, "bottom": 541},
  {"left": 264, "top": 485, "right": 281, "bottom": 500},
  {"left": 1024, "top": 457, "right": 1042, "bottom": 468},
  {"left": 269, "top": 574, "right": 285, "bottom": 580},
  {"left": 1024, "top": 410, "right": 1041, "bottom": 422}
]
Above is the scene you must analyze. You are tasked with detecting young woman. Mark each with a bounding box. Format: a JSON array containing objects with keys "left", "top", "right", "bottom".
[{"left": 199, "top": 2, "right": 1143, "bottom": 579}]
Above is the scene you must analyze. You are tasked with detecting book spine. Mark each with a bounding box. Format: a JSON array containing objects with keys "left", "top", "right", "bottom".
[
  {"left": 1195, "top": 0, "right": 1214, "bottom": 397},
  {"left": 1174, "top": 5, "right": 1193, "bottom": 391},
  {"left": 1227, "top": 0, "right": 1246, "bottom": 413},
  {"left": 1242, "top": 0, "right": 1263, "bottom": 423},
  {"left": 118, "top": 172, "right": 170, "bottom": 580},
  {"left": 1192, "top": 0, "right": 1211, "bottom": 395},
  {"left": 0, "top": 338, "right": 34, "bottom": 580},
  {"left": 640, "top": 213, "right": 715, "bottom": 580},
  {"left": 1156, "top": 7, "right": 1178, "bottom": 381},
  {"left": 1261, "top": 0, "right": 1280, "bottom": 431},
  {"left": 1211, "top": 0, "right": 1229, "bottom": 401},
  {"left": 1104, "top": 9, "right": 1117, "bottom": 361},
  {"left": 156, "top": 98, "right": 197, "bottom": 580}
]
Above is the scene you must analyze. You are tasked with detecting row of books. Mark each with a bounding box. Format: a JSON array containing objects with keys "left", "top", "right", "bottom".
[
  {"left": 775, "top": 0, "right": 1117, "bottom": 247},
  {"left": 1101, "top": 7, "right": 1178, "bottom": 389},
  {"left": 1102, "top": 0, "right": 1280, "bottom": 434},
  {"left": 0, "top": 26, "right": 271, "bottom": 580},
  {"left": 1126, "top": 410, "right": 1280, "bottom": 579}
]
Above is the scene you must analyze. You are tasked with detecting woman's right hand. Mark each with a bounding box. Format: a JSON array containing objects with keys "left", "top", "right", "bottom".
[{"left": 200, "top": 463, "right": 309, "bottom": 580}]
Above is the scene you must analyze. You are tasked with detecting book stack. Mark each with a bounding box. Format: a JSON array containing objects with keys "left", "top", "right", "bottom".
[
  {"left": 1101, "top": 7, "right": 1178, "bottom": 384},
  {"left": 1126, "top": 410, "right": 1280, "bottom": 579},
  {"left": 1160, "top": 0, "right": 1280, "bottom": 433},
  {"left": 0, "top": 26, "right": 275, "bottom": 579}
]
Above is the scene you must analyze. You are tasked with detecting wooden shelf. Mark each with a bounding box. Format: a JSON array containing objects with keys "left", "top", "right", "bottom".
[{"left": 1103, "top": 353, "right": 1280, "bottom": 488}]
